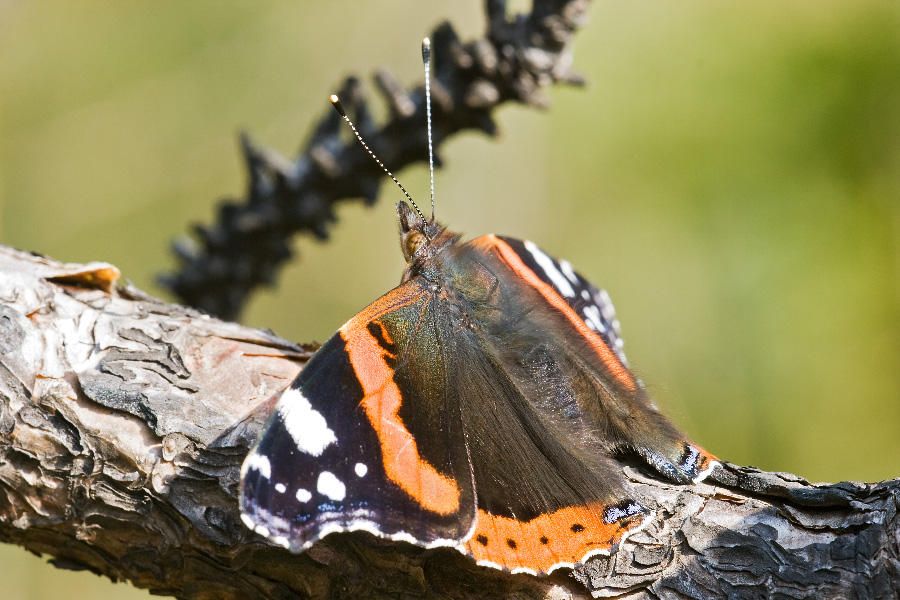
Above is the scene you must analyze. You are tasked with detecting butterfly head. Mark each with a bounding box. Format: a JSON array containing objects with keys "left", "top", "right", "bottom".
[{"left": 397, "top": 201, "right": 458, "bottom": 283}]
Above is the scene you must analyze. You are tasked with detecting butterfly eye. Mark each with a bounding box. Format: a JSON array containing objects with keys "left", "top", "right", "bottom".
[{"left": 405, "top": 232, "right": 427, "bottom": 258}]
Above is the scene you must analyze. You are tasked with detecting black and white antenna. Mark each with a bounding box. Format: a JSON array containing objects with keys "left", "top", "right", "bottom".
[
  {"left": 329, "top": 95, "right": 427, "bottom": 225},
  {"left": 330, "top": 37, "right": 438, "bottom": 228},
  {"left": 422, "top": 37, "right": 435, "bottom": 222}
]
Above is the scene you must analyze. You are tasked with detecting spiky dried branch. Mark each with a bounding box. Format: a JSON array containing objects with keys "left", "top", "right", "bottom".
[{"left": 162, "top": 0, "right": 590, "bottom": 320}]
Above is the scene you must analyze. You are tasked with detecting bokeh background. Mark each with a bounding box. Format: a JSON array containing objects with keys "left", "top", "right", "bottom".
[{"left": 1, "top": 1, "right": 899, "bottom": 597}]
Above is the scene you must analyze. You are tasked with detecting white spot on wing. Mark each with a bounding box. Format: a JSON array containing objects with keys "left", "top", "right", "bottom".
[
  {"left": 598, "top": 289, "right": 616, "bottom": 320},
  {"left": 316, "top": 523, "right": 349, "bottom": 540},
  {"left": 317, "top": 471, "right": 346, "bottom": 501},
  {"left": 355, "top": 463, "right": 368, "bottom": 477},
  {"left": 559, "top": 259, "right": 579, "bottom": 284},
  {"left": 277, "top": 388, "right": 337, "bottom": 456},
  {"left": 254, "top": 524, "right": 271, "bottom": 537},
  {"left": 546, "top": 561, "right": 576, "bottom": 573},
  {"left": 582, "top": 304, "right": 607, "bottom": 333},
  {"left": 316, "top": 522, "right": 346, "bottom": 541},
  {"left": 524, "top": 240, "right": 576, "bottom": 298},
  {"left": 295, "top": 488, "right": 312, "bottom": 503},
  {"left": 274, "top": 483, "right": 286, "bottom": 494},
  {"left": 243, "top": 453, "right": 271, "bottom": 479}
]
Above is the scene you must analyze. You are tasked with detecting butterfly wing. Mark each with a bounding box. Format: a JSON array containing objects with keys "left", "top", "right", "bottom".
[
  {"left": 240, "top": 278, "right": 476, "bottom": 551},
  {"left": 414, "top": 234, "right": 718, "bottom": 574},
  {"left": 241, "top": 249, "right": 652, "bottom": 574},
  {"left": 241, "top": 232, "right": 717, "bottom": 575},
  {"left": 473, "top": 235, "right": 718, "bottom": 483},
  {"left": 441, "top": 324, "right": 650, "bottom": 574}
]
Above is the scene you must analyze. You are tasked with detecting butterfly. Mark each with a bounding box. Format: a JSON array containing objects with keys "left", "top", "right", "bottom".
[{"left": 239, "top": 38, "right": 718, "bottom": 576}]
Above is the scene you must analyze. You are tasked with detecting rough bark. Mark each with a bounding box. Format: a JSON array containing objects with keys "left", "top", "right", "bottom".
[{"left": 1, "top": 245, "right": 898, "bottom": 599}]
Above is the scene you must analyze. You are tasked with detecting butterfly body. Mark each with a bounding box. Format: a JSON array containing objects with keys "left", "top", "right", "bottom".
[{"left": 240, "top": 201, "right": 718, "bottom": 575}]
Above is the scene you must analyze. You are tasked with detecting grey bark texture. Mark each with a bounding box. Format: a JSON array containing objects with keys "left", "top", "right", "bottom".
[{"left": 1, "top": 245, "right": 898, "bottom": 599}]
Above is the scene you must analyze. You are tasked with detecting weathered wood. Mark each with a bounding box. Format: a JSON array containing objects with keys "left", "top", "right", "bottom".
[{"left": 1, "top": 245, "right": 898, "bottom": 599}]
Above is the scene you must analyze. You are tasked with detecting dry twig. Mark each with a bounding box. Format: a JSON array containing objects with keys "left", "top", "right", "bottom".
[{"left": 162, "top": 0, "right": 591, "bottom": 321}]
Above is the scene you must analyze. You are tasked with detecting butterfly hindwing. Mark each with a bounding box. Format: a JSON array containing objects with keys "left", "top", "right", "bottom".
[{"left": 442, "top": 324, "right": 650, "bottom": 573}]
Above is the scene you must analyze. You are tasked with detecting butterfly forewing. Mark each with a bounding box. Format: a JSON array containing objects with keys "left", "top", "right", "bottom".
[
  {"left": 497, "top": 236, "right": 629, "bottom": 366},
  {"left": 472, "top": 235, "right": 718, "bottom": 484},
  {"left": 241, "top": 280, "right": 476, "bottom": 551}
]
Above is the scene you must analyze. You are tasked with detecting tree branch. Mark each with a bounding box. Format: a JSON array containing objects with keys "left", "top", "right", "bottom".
[
  {"left": 161, "top": 0, "right": 591, "bottom": 321},
  {"left": 2, "top": 245, "right": 898, "bottom": 599}
]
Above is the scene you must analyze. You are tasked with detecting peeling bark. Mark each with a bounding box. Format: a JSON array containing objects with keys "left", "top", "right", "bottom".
[{"left": 1, "top": 245, "right": 898, "bottom": 599}]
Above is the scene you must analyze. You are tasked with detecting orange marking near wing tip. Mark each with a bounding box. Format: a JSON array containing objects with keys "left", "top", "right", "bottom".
[
  {"left": 481, "top": 235, "right": 637, "bottom": 393},
  {"left": 464, "top": 503, "right": 648, "bottom": 574},
  {"left": 698, "top": 448, "right": 717, "bottom": 466},
  {"left": 340, "top": 289, "right": 461, "bottom": 516}
]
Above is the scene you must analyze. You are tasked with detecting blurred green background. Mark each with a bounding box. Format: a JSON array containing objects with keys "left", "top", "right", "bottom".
[{"left": 1, "top": 0, "right": 898, "bottom": 597}]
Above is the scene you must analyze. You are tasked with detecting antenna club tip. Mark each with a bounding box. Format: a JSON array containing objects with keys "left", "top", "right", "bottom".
[
  {"left": 421, "top": 37, "right": 431, "bottom": 61},
  {"left": 330, "top": 95, "right": 347, "bottom": 117}
]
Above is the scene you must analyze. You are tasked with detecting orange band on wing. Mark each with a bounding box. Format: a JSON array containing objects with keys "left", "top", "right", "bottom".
[
  {"left": 465, "top": 503, "right": 646, "bottom": 574},
  {"left": 341, "top": 295, "right": 460, "bottom": 516},
  {"left": 482, "top": 235, "right": 637, "bottom": 393}
]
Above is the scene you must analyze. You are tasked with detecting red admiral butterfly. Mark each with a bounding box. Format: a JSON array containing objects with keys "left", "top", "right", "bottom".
[{"left": 240, "top": 38, "right": 718, "bottom": 576}]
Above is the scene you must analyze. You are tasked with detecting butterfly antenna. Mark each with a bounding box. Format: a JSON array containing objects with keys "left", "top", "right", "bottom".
[
  {"left": 330, "top": 95, "right": 429, "bottom": 227},
  {"left": 422, "top": 37, "right": 435, "bottom": 222}
]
